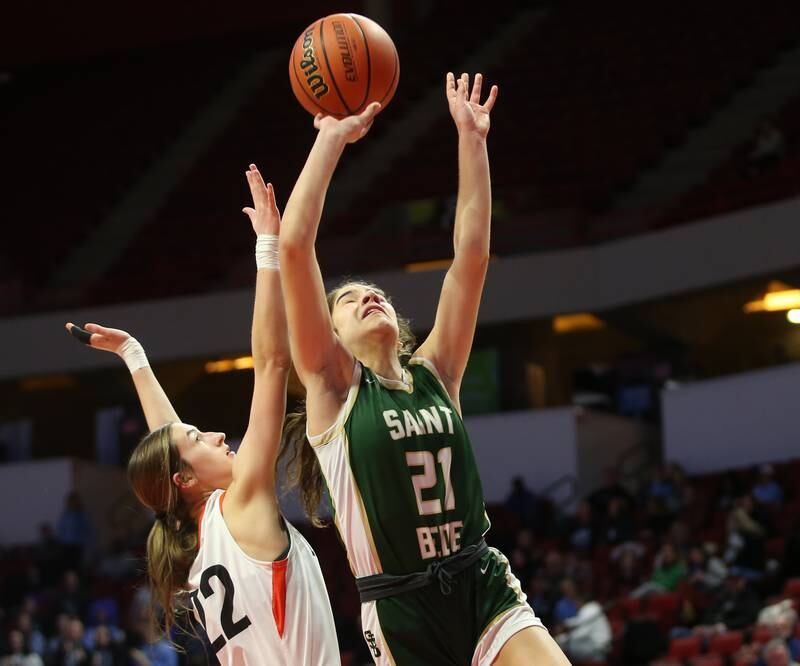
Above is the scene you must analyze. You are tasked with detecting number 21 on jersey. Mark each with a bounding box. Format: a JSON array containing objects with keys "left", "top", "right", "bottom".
[{"left": 406, "top": 446, "right": 463, "bottom": 560}]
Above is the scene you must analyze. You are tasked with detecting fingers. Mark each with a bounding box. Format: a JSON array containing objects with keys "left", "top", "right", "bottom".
[
  {"left": 314, "top": 112, "right": 324, "bottom": 129},
  {"left": 484, "top": 84, "right": 499, "bottom": 112},
  {"left": 470, "top": 73, "right": 483, "bottom": 104},
  {"left": 446, "top": 71, "right": 456, "bottom": 98},
  {"left": 245, "top": 164, "right": 270, "bottom": 207},
  {"left": 361, "top": 101, "right": 381, "bottom": 122},
  {"left": 457, "top": 72, "right": 468, "bottom": 103},
  {"left": 66, "top": 322, "right": 93, "bottom": 346}
]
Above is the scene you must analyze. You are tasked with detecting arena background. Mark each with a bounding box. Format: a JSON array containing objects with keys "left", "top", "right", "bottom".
[{"left": 1, "top": 1, "right": 800, "bottom": 664}]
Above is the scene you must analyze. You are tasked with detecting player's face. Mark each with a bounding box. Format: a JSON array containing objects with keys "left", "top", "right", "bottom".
[
  {"left": 331, "top": 283, "right": 399, "bottom": 351},
  {"left": 172, "top": 423, "right": 234, "bottom": 490}
]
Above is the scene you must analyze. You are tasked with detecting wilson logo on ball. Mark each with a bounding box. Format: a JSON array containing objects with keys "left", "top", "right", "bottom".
[
  {"left": 333, "top": 21, "right": 357, "bottom": 82},
  {"left": 300, "top": 29, "right": 329, "bottom": 99}
]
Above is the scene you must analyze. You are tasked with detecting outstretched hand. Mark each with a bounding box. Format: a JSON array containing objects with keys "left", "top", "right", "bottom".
[
  {"left": 242, "top": 164, "right": 280, "bottom": 235},
  {"left": 446, "top": 72, "right": 498, "bottom": 137},
  {"left": 314, "top": 102, "right": 381, "bottom": 144},
  {"left": 65, "top": 322, "right": 130, "bottom": 354}
]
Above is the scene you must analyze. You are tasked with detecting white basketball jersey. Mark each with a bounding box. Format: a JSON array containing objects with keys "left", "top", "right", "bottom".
[{"left": 187, "top": 490, "right": 340, "bottom": 665}]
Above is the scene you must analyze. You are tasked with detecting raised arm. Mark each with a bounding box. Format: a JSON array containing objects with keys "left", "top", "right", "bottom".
[
  {"left": 227, "top": 165, "right": 290, "bottom": 499},
  {"left": 278, "top": 103, "right": 380, "bottom": 397},
  {"left": 414, "top": 73, "right": 498, "bottom": 406},
  {"left": 65, "top": 323, "right": 177, "bottom": 431}
]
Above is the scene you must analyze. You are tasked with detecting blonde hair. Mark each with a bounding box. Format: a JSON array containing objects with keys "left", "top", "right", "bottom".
[
  {"left": 127, "top": 424, "right": 197, "bottom": 633},
  {"left": 279, "top": 279, "right": 416, "bottom": 524}
]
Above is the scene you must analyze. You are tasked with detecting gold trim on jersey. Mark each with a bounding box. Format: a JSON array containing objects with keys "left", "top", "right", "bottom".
[
  {"left": 408, "top": 356, "right": 463, "bottom": 416},
  {"left": 475, "top": 603, "right": 529, "bottom": 650},
  {"left": 373, "top": 366, "right": 415, "bottom": 394},
  {"left": 343, "top": 430, "right": 384, "bottom": 574},
  {"left": 475, "top": 548, "right": 529, "bottom": 645},
  {"left": 307, "top": 363, "right": 362, "bottom": 448}
]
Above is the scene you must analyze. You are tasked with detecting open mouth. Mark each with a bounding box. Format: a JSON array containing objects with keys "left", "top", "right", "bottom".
[{"left": 362, "top": 305, "right": 386, "bottom": 319}]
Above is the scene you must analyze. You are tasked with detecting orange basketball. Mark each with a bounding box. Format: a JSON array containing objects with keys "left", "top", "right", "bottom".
[{"left": 289, "top": 13, "right": 399, "bottom": 118}]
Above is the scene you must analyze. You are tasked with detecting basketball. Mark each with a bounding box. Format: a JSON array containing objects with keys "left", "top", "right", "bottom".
[{"left": 289, "top": 13, "right": 399, "bottom": 118}]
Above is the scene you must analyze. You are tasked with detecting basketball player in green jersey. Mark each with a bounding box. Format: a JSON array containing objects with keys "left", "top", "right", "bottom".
[{"left": 279, "top": 73, "right": 569, "bottom": 664}]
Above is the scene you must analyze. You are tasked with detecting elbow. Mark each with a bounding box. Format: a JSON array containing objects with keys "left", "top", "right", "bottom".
[
  {"left": 456, "top": 242, "right": 490, "bottom": 272},
  {"left": 279, "top": 233, "right": 312, "bottom": 264},
  {"left": 254, "top": 354, "right": 292, "bottom": 376}
]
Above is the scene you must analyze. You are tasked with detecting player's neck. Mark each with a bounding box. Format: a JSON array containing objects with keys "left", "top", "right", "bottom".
[{"left": 359, "top": 349, "right": 403, "bottom": 383}]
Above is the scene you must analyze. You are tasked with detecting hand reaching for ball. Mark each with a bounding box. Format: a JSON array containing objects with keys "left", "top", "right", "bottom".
[
  {"left": 447, "top": 72, "right": 498, "bottom": 138},
  {"left": 314, "top": 102, "right": 381, "bottom": 144}
]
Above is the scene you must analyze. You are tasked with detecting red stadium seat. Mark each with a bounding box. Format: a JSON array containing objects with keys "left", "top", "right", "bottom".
[
  {"left": 690, "top": 656, "right": 723, "bottom": 666},
  {"left": 649, "top": 592, "right": 681, "bottom": 626},
  {"left": 708, "top": 631, "right": 744, "bottom": 656},
  {"left": 784, "top": 578, "right": 800, "bottom": 598},
  {"left": 751, "top": 624, "right": 774, "bottom": 644},
  {"left": 621, "top": 596, "right": 643, "bottom": 619},
  {"left": 669, "top": 635, "right": 702, "bottom": 659}
]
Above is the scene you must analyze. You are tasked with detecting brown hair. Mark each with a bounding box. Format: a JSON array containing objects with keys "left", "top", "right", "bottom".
[
  {"left": 127, "top": 423, "right": 197, "bottom": 633},
  {"left": 279, "top": 279, "right": 415, "bottom": 525}
]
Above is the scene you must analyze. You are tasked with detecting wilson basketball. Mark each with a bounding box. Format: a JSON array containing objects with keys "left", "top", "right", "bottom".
[{"left": 289, "top": 13, "right": 399, "bottom": 118}]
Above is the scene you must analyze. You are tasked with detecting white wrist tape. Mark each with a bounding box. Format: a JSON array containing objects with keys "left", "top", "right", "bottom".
[
  {"left": 119, "top": 337, "right": 149, "bottom": 374},
  {"left": 256, "top": 234, "right": 279, "bottom": 271}
]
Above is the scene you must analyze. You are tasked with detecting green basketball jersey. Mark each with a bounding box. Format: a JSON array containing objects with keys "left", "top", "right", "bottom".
[{"left": 308, "top": 357, "right": 490, "bottom": 577}]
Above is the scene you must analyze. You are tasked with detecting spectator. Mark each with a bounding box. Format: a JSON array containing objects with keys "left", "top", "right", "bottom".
[
  {"left": 587, "top": 467, "right": 634, "bottom": 514},
  {"left": 126, "top": 605, "right": 177, "bottom": 666},
  {"left": 87, "top": 626, "right": 126, "bottom": 666},
  {"left": 528, "top": 575, "right": 556, "bottom": 629},
  {"left": 612, "top": 546, "right": 645, "bottom": 596},
  {"left": 15, "top": 612, "right": 46, "bottom": 658},
  {"left": 84, "top": 600, "right": 124, "bottom": 653},
  {"left": 565, "top": 500, "right": 596, "bottom": 551},
  {"left": 632, "top": 543, "right": 687, "bottom": 597},
  {"left": 727, "top": 494, "right": 767, "bottom": 576},
  {"left": 54, "top": 572, "right": 88, "bottom": 620},
  {"left": 33, "top": 523, "right": 63, "bottom": 585},
  {"left": 643, "top": 497, "right": 674, "bottom": 537},
  {"left": 686, "top": 544, "right": 727, "bottom": 590},
  {"left": 55, "top": 493, "right": 94, "bottom": 571},
  {"left": 46, "top": 614, "right": 72, "bottom": 662},
  {"left": 505, "top": 476, "right": 538, "bottom": 529},
  {"left": 1, "top": 629, "right": 44, "bottom": 666},
  {"left": 771, "top": 608, "right": 800, "bottom": 662},
  {"left": 763, "top": 638, "right": 800, "bottom": 666},
  {"left": 52, "top": 618, "right": 90, "bottom": 666},
  {"left": 699, "top": 570, "right": 761, "bottom": 632},
  {"left": 752, "top": 464, "right": 783, "bottom": 506},
  {"left": 600, "top": 497, "right": 635, "bottom": 546},
  {"left": 555, "top": 583, "right": 612, "bottom": 662},
  {"left": 553, "top": 578, "right": 580, "bottom": 625},
  {"left": 646, "top": 466, "right": 678, "bottom": 508}
]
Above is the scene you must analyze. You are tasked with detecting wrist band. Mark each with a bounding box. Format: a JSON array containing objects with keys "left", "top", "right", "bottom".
[
  {"left": 256, "top": 234, "right": 279, "bottom": 271},
  {"left": 119, "top": 337, "right": 149, "bottom": 374}
]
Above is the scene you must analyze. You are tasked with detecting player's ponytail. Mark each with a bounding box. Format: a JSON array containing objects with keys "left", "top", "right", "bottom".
[
  {"left": 128, "top": 424, "right": 198, "bottom": 633},
  {"left": 279, "top": 406, "right": 328, "bottom": 527}
]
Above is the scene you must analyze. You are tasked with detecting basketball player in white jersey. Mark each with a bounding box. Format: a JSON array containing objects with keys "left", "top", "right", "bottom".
[{"left": 65, "top": 165, "right": 340, "bottom": 665}]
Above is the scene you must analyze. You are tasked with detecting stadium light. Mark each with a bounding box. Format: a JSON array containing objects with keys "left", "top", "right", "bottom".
[
  {"left": 744, "top": 289, "right": 800, "bottom": 313},
  {"left": 788, "top": 309, "right": 800, "bottom": 325},
  {"left": 205, "top": 356, "right": 254, "bottom": 373},
  {"left": 553, "top": 313, "right": 605, "bottom": 333}
]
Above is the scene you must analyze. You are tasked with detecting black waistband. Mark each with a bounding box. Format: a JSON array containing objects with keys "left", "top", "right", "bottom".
[{"left": 355, "top": 539, "right": 489, "bottom": 603}]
